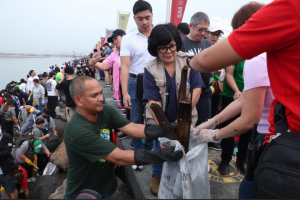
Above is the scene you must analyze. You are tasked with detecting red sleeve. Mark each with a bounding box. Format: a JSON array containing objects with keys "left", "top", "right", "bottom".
[
  {"left": 19, "top": 166, "right": 28, "bottom": 190},
  {"left": 228, "top": 0, "right": 299, "bottom": 59}
]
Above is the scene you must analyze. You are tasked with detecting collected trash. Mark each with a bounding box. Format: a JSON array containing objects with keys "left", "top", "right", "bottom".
[{"left": 43, "top": 162, "right": 58, "bottom": 175}]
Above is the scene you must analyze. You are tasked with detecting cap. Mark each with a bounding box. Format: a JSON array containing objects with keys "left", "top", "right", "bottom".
[
  {"left": 208, "top": 22, "right": 224, "bottom": 34},
  {"left": 34, "top": 140, "right": 43, "bottom": 153},
  {"left": 65, "top": 66, "right": 74, "bottom": 74},
  {"left": 42, "top": 73, "right": 48, "bottom": 78},
  {"left": 14, "top": 86, "right": 19, "bottom": 89},
  {"left": 107, "top": 29, "right": 126, "bottom": 43},
  {"left": 49, "top": 72, "right": 56, "bottom": 77}
]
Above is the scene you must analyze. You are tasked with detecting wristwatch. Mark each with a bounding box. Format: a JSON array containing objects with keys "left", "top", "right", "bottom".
[{"left": 211, "top": 130, "right": 218, "bottom": 141}]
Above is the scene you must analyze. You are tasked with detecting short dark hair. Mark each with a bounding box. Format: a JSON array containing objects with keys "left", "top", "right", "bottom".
[
  {"left": 33, "top": 79, "right": 39, "bottom": 83},
  {"left": 15, "top": 171, "right": 24, "bottom": 183},
  {"left": 36, "top": 118, "right": 45, "bottom": 125},
  {"left": 42, "top": 73, "right": 48, "bottom": 78},
  {"left": 177, "top": 23, "right": 190, "bottom": 35},
  {"left": 70, "top": 75, "right": 95, "bottom": 101},
  {"left": 29, "top": 70, "right": 34, "bottom": 76},
  {"left": 231, "top": 2, "right": 265, "bottom": 30},
  {"left": 133, "top": 0, "right": 152, "bottom": 15},
  {"left": 43, "top": 108, "right": 51, "bottom": 115},
  {"left": 148, "top": 23, "right": 182, "bottom": 57}
]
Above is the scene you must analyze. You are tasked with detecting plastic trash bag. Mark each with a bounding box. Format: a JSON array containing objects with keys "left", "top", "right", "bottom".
[
  {"left": 158, "top": 127, "right": 210, "bottom": 199},
  {"left": 43, "top": 162, "right": 58, "bottom": 175}
]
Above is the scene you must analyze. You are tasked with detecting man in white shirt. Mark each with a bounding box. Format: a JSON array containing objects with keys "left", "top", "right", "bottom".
[
  {"left": 20, "top": 79, "right": 29, "bottom": 93},
  {"left": 27, "top": 70, "right": 39, "bottom": 93},
  {"left": 120, "top": 0, "right": 160, "bottom": 194},
  {"left": 46, "top": 72, "right": 60, "bottom": 118}
]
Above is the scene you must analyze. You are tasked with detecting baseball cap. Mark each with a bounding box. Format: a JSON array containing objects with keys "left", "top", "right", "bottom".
[
  {"left": 208, "top": 22, "right": 224, "bottom": 34},
  {"left": 14, "top": 86, "right": 19, "bottom": 89},
  {"left": 65, "top": 66, "right": 74, "bottom": 74},
  {"left": 107, "top": 29, "right": 126, "bottom": 43},
  {"left": 34, "top": 140, "right": 43, "bottom": 153},
  {"left": 49, "top": 72, "right": 56, "bottom": 77}
]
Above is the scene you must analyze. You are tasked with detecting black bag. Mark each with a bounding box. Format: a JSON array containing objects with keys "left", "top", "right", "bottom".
[
  {"left": 253, "top": 102, "right": 300, "bottom": 199},
  {"left": 136, "top": 73, "right": 144, "bottom": 98}
]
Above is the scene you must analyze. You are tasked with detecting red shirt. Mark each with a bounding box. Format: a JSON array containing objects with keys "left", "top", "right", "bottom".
[
  {"left": 228, "top": 0, "right": 300, "bottom": 138},
  {"left": 15, "top": 166, "right": 28, "bottom": 190}
]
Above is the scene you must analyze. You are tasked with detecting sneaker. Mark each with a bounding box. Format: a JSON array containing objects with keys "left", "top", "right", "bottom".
[
  {"left": 118, "top": 133, "right": 130, "bottom": 140},
  {"left": 208, "top": 142, "right": 221, "bottom": 151},
  {"left": 36, "top": 172, "right": 42, "bottom": 176},
  {"left": 132, "top": 165, "right": 137, "bottom": 170},
  {"left": 137, "top": 165, "right": 143, "bottom": 170},
  {"left": 55, "top": 115, "right": 62, "bottom": 119},
  {"left": 117, "top": 106, "right": 125, "bottom": 110},
  {"left": 27, "top": 177, "right": 36, "bottom": 183}
]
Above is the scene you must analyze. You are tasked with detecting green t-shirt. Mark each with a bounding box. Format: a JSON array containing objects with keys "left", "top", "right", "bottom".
[
  {"left": 222, "top": 61, "right": 245, "bottom": 98},
  {"left": 55, "top": 75, "right": 61, "bottom": 82},
  {"left": 64, "top": 105, "right": 130, "bottom": 199}
]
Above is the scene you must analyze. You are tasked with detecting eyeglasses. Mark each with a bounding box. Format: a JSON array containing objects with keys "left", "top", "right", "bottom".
[
  {"left": 157, "top": 45, "right": 177, "bottom": 54},
  {"left": 207, "top": 31, "right": 221, "bottom": 37},
  {"left": 193, "top": 25, "right": 208, "bottom": 34}
]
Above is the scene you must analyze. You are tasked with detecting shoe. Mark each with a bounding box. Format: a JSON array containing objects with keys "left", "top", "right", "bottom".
[
  {"left": 132, "top": 165, "right": 137, "bottom": 170},
  {"left": 137, "top": 165, "right": 143, "bottom": 170},
  {"left": 117, "top": 106, "right": 125, "bottom": 110},
  {"left": 118, "top": 133, "right": 130, "bottom": 140},
  {"left": 36, "top": 172, "right": 42, "bottom": 176},
  {"left": 236, "top": 159, "right": 247, "bottom": 174},
  {"left": 55, "top": 115, "right": 62, "bottom": 119},
  {"left": 217, "top": 161, "right": 229, "bottom": 175},
  {"left": 27, "top": 177, "right": 36, "bottom": 183},
  {"left": 150, "top": 175, "right": 161, "bottom": 196},
  {"left": 208, "top": 142, "right": 221, "bottom": 151}
]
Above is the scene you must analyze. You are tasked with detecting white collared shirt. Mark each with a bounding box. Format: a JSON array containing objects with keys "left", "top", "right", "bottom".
[{"left": 120, "top": 28, "right": 155, "bottom": 75}]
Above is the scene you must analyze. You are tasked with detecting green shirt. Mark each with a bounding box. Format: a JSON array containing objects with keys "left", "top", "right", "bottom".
[
  {"left": 55, "top": 75, "right": 61, "bottom": 82},
  {"left": 222, "top": 61, "right": 245, "bottom": 98},
  {"left": 64, "top": 105, "right": 130, "bottom": 199}
]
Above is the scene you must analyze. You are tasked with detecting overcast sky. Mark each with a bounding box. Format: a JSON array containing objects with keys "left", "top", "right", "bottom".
[{"left": 0, "top": 0, "right": 273, "bottom": 55}]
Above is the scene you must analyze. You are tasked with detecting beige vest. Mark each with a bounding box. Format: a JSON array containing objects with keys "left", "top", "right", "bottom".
[{"left": 145, "top": 51, "right": 198, "bottom": 127}]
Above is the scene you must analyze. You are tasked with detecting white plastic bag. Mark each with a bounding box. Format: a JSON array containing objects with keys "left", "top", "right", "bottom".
[
  {"left": 43, "top": 162, "right": 58, "bottom": 175},
  {"left": 158, "top": 127, "right": 210, "bottom": 199}
]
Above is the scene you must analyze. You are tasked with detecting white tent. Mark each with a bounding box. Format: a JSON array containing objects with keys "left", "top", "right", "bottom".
[{"left": 208, "top": 16, "right": 233, "bottom": 39}]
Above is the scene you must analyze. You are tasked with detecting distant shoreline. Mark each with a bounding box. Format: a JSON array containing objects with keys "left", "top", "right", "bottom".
[{"left": 0, "top": 54, "right": 78, "bottom": 58}]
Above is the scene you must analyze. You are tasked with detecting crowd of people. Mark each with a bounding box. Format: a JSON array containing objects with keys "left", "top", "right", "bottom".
[{"left": 1, "top": 0, "right": 299, "bottom": 199}]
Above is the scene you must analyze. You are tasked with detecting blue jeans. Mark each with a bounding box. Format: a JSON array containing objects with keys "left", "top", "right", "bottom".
[
  {"left": 99, "top": 71, "right": 105, "bottom": 79},
  {"left": 33, "top": 98, "right": 43, "bottom": 112},
  {"left": 128, "top": 76, "right": 153, "bottom": 151},
  {"left": 152, "top": 140, "right": 163, "bottom": 178},
  {"left": 196, "top": 97, "right": 212, "bottom": 126},
  {"left": 238, "top": 133, "right": 265, "bottom": 199},
  {"left": 20, "top": 125, "right": 32, "bottom": 135}
]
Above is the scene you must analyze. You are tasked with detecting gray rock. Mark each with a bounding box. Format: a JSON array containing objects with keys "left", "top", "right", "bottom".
[
  {"left": 49, "top": 179, "right": 67, "bottom": 199},
  {"left": 50, "top": 142, "right": 68, "bottom": 171},
  {"left": 28, "top": 173, "right": 67, "bottom": 199}
]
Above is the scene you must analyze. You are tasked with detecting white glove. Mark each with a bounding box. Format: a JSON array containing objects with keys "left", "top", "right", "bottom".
[
  {"left": 199, "top": 129, "right": 222, "bottom": 143},
  {"left": 193, "top": 119, "right": 216, "bottom": 137},
  {"left": 17, "top": 125, "right": 20, "bottom": 131}
]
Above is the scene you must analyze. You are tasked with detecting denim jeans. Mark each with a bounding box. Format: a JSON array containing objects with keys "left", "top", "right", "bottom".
[
  {"left": 128, "top": 76, "right": 153, "bottom": 151},
  {"left": 99, "top": 71, "right": 105, "bottom": 79},
  {"left": 152, "top": 140, "right": 163, "bottom": 178},
  {"left": 238, "top": 133, "right": 265, "bottom": 199},
  {"left": 20, "top": 125, "right": 32, "bottom": 135},
  {"left": 33, "top": 98, "right": 43, "bottom": 112}
]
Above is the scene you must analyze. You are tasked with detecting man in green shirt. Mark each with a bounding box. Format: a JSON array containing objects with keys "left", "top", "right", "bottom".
[{"left": 64, "top": 76, "right": 183, "bottom": 199}]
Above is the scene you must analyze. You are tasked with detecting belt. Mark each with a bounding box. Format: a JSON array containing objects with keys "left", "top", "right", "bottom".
[{"left": 129, "top": 73, "right": 137, "bottom": 78}]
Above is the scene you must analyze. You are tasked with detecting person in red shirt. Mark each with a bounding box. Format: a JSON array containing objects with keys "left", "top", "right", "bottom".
[
  {"left": 188, "top": 0, "right": 299, "bottom": 139},
  {"left": 14, "top": 166, "right": 29, "bottom": 198}
]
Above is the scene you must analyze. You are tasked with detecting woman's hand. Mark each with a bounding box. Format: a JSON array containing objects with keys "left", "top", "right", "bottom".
[
  {"left": 193, "top": 119, "right": 216, "bottom": 137},
  {"left": 233, "top": 91, "right": 242, "bottom": 100},
  {"left": 89, "top": 56, "right": 102, "bottom": 66}
]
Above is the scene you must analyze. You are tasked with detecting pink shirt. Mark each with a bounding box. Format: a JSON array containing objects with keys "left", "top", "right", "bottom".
[
  {"left": 103, "top": 50, "right": 121, "bottom": 105},
  {"left": 243, "top": 53, "right": 275, "bottom": 134}
]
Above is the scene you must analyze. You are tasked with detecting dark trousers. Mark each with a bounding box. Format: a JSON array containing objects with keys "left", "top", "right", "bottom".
[
  {"left": 48, "top": 96, "right": 57, "bottom": 118},
  {"left": 4, "top": 120, "right": 14, "bottom": 138},
  {"left": 211, "top": 95, "right": 220, "bottom": 118},
  {"left": 196, "top": 97, "right": 212, "bottom": 126},
  {"left": 20, "top": 162, "right": 33, "bottom": 178},
  {"left": 220, "top": 96, "right": 252, "bottom": 163},
  {"left": 99, "top": 71, "right": 105, "bottom": 79},
  {"left": 37, "top": 153, "right": 48, "bottom": 174}
]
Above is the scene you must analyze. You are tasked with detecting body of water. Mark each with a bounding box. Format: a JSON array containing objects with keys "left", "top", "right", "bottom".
[{"left": 0, "top": 56, "right": 75, "bottom": 89}]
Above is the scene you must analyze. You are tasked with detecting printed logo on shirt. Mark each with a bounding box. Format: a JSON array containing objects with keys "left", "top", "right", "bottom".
[
  {"left": 99, "top": 129, "right": 110, "bottom": 162},
  {"left": 46, "top": 82, "right": 52, "bottom": 92},
  {"left": 187, "top": 48, "right": 202, "bottom": 55}
]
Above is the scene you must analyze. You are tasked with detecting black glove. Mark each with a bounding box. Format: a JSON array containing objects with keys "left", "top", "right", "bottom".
[
  {"left": 134, "top": 146, "right": 183, "bottom": 165},
  {"left": 145, "top": 122, "right": 177, "bottom": 141}
]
